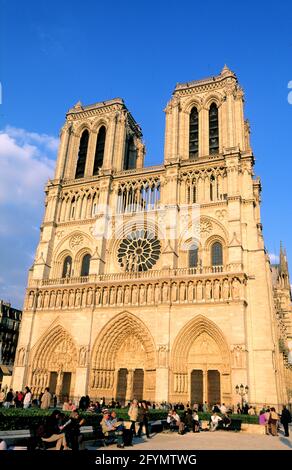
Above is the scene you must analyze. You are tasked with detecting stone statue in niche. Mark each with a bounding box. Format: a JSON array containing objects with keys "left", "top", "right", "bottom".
[
  {"left": 154, "top": 284, "right": 161, "bottom": 303},
  {"left": 147, "top": 284, "right": 153, "bottom": 304},
  {"left": 131, "top": 285, "right": 137, "bottom": 304},
  {"left": 79, "top": 347, "right": 87, "bottom": 366},
  {"left": 205, "top": 280, "right": 212, "bottom": 300},
  {"left": 65, "top": 261, "right": 71, "bottom": 278},
  {"left": 62, "top": 290, "right": 68, "bottom": 307},
  {"left": 102, "top": 288, "right": 108, "bottom": 305},
  {"left": 188, "top": 282, "right": 193, "bottom": 302},
  {"left": 87, "top": 289, "right": 93, "bottom": 306},
  {"left": 95, "top": 288, "right": 101, "bottom": 305},
  {"left": 117, "top": 286, "right": 123, "bottom": 305},
  {"left": 162, "top": 283, "right": 169, "bottom": 302},
  {"left": 171, "top": 283, "right": 177, "bottom": 302},
  {"left": 180, "top": 283, "right": 186, "bottom": 302},
  {"left": 110, "top": 287, "right": 115, "bottom": 305},
  {"left": 28, "top": 292, "right": 34, "bottom": 309},
  {"left": 37, "top": 292, "right": 43, "bottom": 308},
  {"left": 17, "top": 348, "right": 26, "bottom": 366},
  {"left": 140, "top": 285, "right": 146, "bottom": 304},
  {"left": 69, "top": 290, "right": 75, "bottom": 307},
  {"left": 75, "top": 290, "right": 81, "bottom": 307},
  {"left": 124, "top": 286, "right": 130, "bottom": 304},
  {"left": 56, "top": 290, "right": 62, "bottom": 308},
  {"left": 232, "top": 278, "right": 241, "bottom": 299},
  {"left": 49, "top": 291, "right": 56, "bottom": 308},
  {"left": 44, "top": 292, "right": 49, "bottom": 308},
  {"left": 222, "top": 279, "right": 229, "bottom": 300},
  {"left": 197, "top": 281, "right": 203, "bottom": 300},
  {"left": 213, "top": 280, "right": 220, "bottom": 300}
]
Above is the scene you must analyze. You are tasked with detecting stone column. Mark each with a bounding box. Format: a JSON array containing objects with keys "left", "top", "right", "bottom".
[
  {"left": 55, "top": 370, "right": 63, "bottom": 397},
  {"left": 203, "top": 370, "right": 208, "bottom": 403},
  {"left": 125, "top": 369, "right": 134, "bottom": 402},
  {"left": 54, "top": 124, "right": 70, "bottom": 180},
  {"left": 103, "top": 113, "right": 117, "bottom": 170}
]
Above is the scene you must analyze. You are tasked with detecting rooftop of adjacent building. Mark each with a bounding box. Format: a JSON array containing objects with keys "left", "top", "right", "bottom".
[{"left": 0, "top": 300, "right": 22, "bottom": 321}]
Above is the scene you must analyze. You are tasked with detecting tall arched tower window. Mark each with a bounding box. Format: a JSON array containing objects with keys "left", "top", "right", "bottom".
[
  {"left": 189, "top": 107, "right": 199, "bottom": 158},
  {"left": 211, "top": 242, "right": 223, "bottom": 266},
  {"left": 209, "top": 103, "right": 219, "bottom": 154},
  {"left": 124, "top": 135, "right": 137, "bottom": 170},
  {"left": 62, "top": 256, "right": 72, "bottom": 278},
  {"left": 189, "top": 244, "right": 198, "bottom": 267},
  {"left": 93, "top": 126, "right": 106, "bottom": 175},
  {"left": 75, "top": 130, "right": 89, "bottom": 179},
  {"left": 81, "top": 254, "right": 91, "bottom": 276}
]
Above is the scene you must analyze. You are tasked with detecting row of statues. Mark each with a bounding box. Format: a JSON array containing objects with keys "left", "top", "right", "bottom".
[{"left": 27, "top": 278, "right": 243, "bottom": 310}]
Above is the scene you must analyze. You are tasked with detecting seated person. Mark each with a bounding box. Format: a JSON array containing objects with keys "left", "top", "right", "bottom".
[
  {"left": 167, "top": 410, "right": 185, "bottom": 434},
  {"left": 110, "top": 411, "right": 124, "bottom": 430},
  {"left": 222, "top": 412, "right": 232, "bottom": 429},
  {"left": 101, "top": 411, "right": 124, "bottom": 448},
  {"left": 209, "top": 412, "right": 222, "bottom": 431},
  {"left": 62, "top": 400, "right": 76, "bottom": 412},
  {"left": 183, "top": 409, "right": 194, "bottom": 432},
  {"left": 62, "top": 410, "right": 85, "bottom": 450},
  {"left": 41, "top": 410, "right": 70, "bottom": 450}
]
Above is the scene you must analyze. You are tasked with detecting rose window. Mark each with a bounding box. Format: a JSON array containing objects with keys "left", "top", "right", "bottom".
[{"left": 117, "top": 229, "right": 161, "bottom": 272}]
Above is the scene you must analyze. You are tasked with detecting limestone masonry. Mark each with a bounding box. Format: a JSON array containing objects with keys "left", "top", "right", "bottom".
[{"left": 12, "top": 66, "right": 292, "bottom": 408}]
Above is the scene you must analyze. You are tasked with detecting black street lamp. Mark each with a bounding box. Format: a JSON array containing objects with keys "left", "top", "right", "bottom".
[{"left": 235, "top": 384, "right": 249, "bottom": 409}]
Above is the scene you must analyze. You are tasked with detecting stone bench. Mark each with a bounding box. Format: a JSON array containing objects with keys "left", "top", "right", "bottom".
[{"left": 0, "top": 429, "right": 31, "bottom": 450}]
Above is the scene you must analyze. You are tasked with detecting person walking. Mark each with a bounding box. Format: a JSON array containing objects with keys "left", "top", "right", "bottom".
[
  {"left": 280, "top": 405, "right": 291, "bottom": 437},
  {"left": 269, "top": 407, "right": 279, "bottom": 436},
  {"left": 137, "top": 401, "right": 150, "bottom": 438},
  {"left": 128, "top": 399, "right": 139, "bottom": 437}
]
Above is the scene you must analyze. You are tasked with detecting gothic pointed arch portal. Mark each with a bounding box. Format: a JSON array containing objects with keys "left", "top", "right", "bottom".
[
  {"left": 30, "top": 325, "right": 78, "bottom": 399},
  {"left": 90, "top": 312, "right": 156, "bottom": 403},
  {"left": 170, "top": 315, "right": 231, "bottom": 405}
]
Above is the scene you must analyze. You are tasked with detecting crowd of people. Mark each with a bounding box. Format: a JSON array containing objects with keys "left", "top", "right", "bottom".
[
  {"left": 1, "top": 387, "right": 291, "bottom": 449},
  {"left": 0, "top": 387, "right": 58, "bottom": 409}
]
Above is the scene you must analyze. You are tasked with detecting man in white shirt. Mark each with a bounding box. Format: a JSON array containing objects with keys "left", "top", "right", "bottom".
[{"left": 210, "top": 412, "right": 222, "bottom": 431}]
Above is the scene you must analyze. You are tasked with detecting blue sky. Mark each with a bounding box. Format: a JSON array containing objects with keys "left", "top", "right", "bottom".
[{"left": 0, "top": 0, "right": 292, "bottom": 308}]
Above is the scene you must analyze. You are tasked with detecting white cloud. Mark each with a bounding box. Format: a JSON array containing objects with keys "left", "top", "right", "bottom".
[
  {"left": 4, "top": 125, "right": 59, "bottom": 152},
  {"left": 0, "top": 126, "right": 58, "bottom": 308},
  {"left": 0, "top": 127, "right": 56, "bottom": 205},
  {"left": 269, "top": 253, "right": 279, "bottom": 264}
]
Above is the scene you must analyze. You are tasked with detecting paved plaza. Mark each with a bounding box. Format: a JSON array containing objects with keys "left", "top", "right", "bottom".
[{"left": 87, "top": 429, "right": 292, "bottom": 451}]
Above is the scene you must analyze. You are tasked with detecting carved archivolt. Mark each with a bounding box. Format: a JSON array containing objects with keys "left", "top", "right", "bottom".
[
  {"left": 171, "top": 315, "right": 231, "bottom": 374},
  {"left": 91, "top": 311, "right": 156, "bottom": 378},
  {"left": 31, "top": 325, "right": 78, "bottom": 372}
]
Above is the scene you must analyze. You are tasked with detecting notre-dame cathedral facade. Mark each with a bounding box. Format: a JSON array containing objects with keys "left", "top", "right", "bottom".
[{"left": 12, "top": 66, "right": 292, "bottom": 408}]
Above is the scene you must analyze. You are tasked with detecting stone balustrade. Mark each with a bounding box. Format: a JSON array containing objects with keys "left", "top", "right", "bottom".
[{"left": 28, "top": 264, "right": 243, "bottom": 288}]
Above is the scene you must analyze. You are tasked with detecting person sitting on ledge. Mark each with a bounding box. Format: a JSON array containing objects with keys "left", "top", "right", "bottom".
[
  {"left": 101, "top": 410, "right": 124, "bottom": 448},
  {"left": 209, "top": 412, "right": 222, "bottom": 431},
  {"left": 167, "top": 409, "right": 185, "bottom": 434},
  {"left": 222, "top": 412, "right": 232, "bottom": 429}
]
